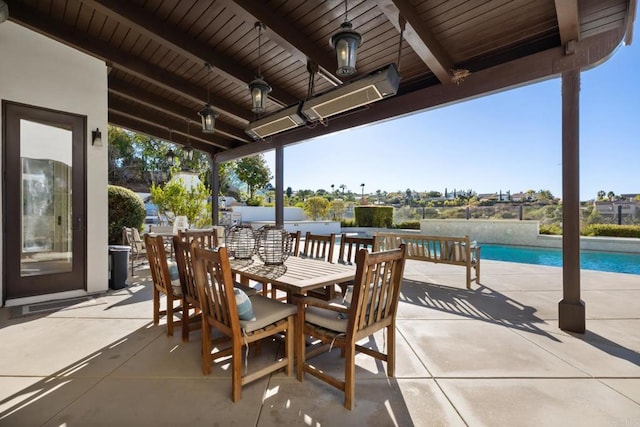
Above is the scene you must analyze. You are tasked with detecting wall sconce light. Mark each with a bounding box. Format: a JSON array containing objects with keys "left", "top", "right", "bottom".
[
  {"left": 91, "top": 128, "right": 102, "bottom": 146},
  {"left": 330, "top": 0, "right": 362, "bottom": 78},
  {"left": 248, "top": 22, "right": 271, "bottom": 114},
  {"left": 199, "top": 63, "right": 218, "bottom": 133}
]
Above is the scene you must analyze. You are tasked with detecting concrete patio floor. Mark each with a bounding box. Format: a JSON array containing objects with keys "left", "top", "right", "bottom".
[{"left": 0, "top": 259, "right": 639, "bottom": 426}]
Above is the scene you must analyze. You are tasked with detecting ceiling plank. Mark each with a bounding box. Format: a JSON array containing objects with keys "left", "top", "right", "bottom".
[
  {"left": 8, "top": 1, "right": 252, "bottom": 124},
  {"left": 227, "top": 0, "right": 343, "bottom": 87},
  {"left": 554, "top": 0, "right": 580, "bottom": 45},
  {"left": 108, "top": 76, "right": 250, "bottom": 143},
  {"left": 375, "top": 0, "right": 453, "bottom": 84},
  {"left": 83, "top": 0, "right": 296, "bottom": 107},
  {"left": 216, "top": 27, "right": 624, "bottom": 162}
]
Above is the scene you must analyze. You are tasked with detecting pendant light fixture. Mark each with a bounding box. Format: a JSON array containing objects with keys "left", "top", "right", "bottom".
[
  {"left": 248, "top": 22, "right": 271, "bottom": 114},
  {"left": 199, "top": 63, "right": 218, "bottom": 133},
  {"left": 330, "top": 0, "right": 362, "bottom": 78},
  {"left": 183, "top": 120, "right": 193, "bottom": 162},
  {"left": 166, "top": 128, "right": 176, "bottom": 167}
]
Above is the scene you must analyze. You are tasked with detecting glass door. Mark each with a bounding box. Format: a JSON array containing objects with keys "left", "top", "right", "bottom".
[{"left": 3, "top": 102, "right": 86, "bottom": 301}]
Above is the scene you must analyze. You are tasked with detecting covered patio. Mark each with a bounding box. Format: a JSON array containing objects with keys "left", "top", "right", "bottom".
[
  {"left": 1, "top": 259, "right": 639, "bottom": 425},
  {"left": 3, "top": 0, "right": 637, "bottom": 330}
]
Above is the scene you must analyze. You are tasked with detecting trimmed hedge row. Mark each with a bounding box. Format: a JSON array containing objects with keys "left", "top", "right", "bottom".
[
  {"left": 354, "top": 206, "right": 393, "bottom": 228},
  {"left": 582, "top": 224, "right": 640, "bottom": 238}
]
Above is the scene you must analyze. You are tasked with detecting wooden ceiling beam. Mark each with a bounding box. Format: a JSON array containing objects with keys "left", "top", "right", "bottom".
[
  {"left": 227, "top": 0, "right": 343, "bottom": 87},
  {"left": 376, "top": 0, "right": 453, "bottom": 84},
  {"left": 109, "top": 112, "right": 218, "bottom": 157},
  {"left": 83, "top": 0, "right": 296, "bottom": 107},
  {"left": 8, "top": 2, "right": 251, "bottom": 124},
  {"left": 108, "top": 108, "right": 222, "bottom": 154},
  {"left": 554, "top": 0, "right": 580, "bottom": 45},
  {"left": 108, "top": 97, "right": 237, "bottom": 150},
  {"left": 108, "top": 76, "right": 250, "bottom": 143}
]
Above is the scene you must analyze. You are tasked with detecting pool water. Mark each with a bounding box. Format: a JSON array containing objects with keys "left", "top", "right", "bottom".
[{"left": 480, "top": 244, "right": 640, "bottom": 275}]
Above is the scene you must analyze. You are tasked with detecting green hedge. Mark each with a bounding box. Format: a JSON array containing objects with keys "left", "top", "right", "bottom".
[
  {"left": 108, "top": 185, "right": 145, "bottom": 244},
  {"left": 581, "top": 224, "right": 640, "bottom": 238},
  {"left": 392, "top": 221, "right": 420, "bottom": 230},
  {"left": 354, "top": 206, "right": 393, "bottom": 227},
  {"left": 539, "top": 224, "right": 562, "bottom": 235}
]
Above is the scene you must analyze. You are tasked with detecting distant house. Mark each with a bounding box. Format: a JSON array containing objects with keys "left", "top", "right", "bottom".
[{"left": 594, "top": 200, "right": 638, "bottom": 218}]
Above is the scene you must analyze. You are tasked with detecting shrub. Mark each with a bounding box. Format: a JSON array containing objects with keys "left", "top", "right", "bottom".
[
  {"left": 303, "top": 196, "right": 329, "bottom": 220},
  {"left": 392, "top": 221, "right": 420, "bottom": 230},
  {"left": 581, "top": 224, "right": 640, "bottom": 238},
  {"left": 539, "top": 224, "right": 562, "bottom": 235},
  {"left": 108, "top": 185, "right": 145, "bottom": 244},
  {"left": 341, "top": 219, "right": 356, "bottom": 227},
  {"left": 355, "top": 206, "right": 393, "bottom": 227}
]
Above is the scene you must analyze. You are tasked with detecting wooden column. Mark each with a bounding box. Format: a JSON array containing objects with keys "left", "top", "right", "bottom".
[
  {"left": 559, "top": 69, "right": 585, "bottom": 333},
  {"left": 275, "top": 145, "right": 284, "bottom": 227},
  {"left": 211, "top": 153, "right": 220, "bottom": 226}
]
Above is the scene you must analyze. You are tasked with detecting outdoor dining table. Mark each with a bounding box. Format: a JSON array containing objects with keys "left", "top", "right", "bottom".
[{"left": 228, "top": 255, "right": 356, "bottom": 298}]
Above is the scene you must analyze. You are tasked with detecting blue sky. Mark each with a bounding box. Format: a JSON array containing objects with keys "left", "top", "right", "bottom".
[{"left": 265, "top": 21, "right": 639, "bottom": 201}]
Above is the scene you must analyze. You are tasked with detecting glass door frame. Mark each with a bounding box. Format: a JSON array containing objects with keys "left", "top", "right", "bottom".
[{"left": 2, "top": 101, "right": 87, "bottom": 302}]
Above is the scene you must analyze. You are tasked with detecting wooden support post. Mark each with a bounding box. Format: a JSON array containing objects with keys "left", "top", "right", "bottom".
[
  {"left": 559, "top": 69, "right": 585, "bottom": 333},
  {"left": 275, "top": 145, "right": 284, "bottom": 227}
]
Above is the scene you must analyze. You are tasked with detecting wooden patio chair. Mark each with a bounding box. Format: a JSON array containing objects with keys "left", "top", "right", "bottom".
[
  {"left": 145, "top": 234, "right": 184, "bottom": 337},
  {"left": 300, "top": 232, "right": 336, "bottom": 300},
  {"left": 336, "top": 234, "right": 378, "bottom": 296},
  {"left": 123, "top": 226, "right": 147, "bottom": 275},
  {"left": 191, "top": 245, "right": 296, "bottom": 402},
  {"left": 177, "top": 228, "right": 219, "bottom": 248},
  {"left": 289, "top": 230, "right": 301, "bottom": 257},
  {"left": 172, "top": 238, "right": 205, "bottom": 342},
  {"left": 174, "top": 233, "right": 260, "bottom": 341},
  {"left": 295, "top": 244, "right": 407, "bottom": 410}
]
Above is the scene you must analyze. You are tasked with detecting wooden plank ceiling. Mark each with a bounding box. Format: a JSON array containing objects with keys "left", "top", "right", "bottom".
[{"left": 6, "top": 0, "right": 636, "bottom": 160}]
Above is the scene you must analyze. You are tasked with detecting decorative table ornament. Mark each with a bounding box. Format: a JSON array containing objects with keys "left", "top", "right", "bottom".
[
  {"left": 226, "top": 225, "right": 256, "bottom": 259},
  {"left": 256, "top": 225, "right": 292, "bottom": 265}
]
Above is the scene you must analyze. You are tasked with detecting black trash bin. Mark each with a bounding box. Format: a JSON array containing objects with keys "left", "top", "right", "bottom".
[{"left": 108, "top": 245, "right": 131, "bottom": 289}]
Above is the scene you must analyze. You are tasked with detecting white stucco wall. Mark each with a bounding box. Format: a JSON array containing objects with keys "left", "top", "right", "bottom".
[{"left": 0, "top": 22, "right": 108, "bottom": 303}]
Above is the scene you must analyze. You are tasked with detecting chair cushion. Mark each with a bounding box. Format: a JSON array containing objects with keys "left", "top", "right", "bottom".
[
  {"left": 306, "top": 298, "right": 349, "bottom": 333},
  {"left": 234, "top": 288, "right": 256, "bottom": 321},
  {"left": 167, "top": 262, "right": 182, "bottom": 296},
  {"left": 240, "top": 295, "right": 296, "bottom": 333}
]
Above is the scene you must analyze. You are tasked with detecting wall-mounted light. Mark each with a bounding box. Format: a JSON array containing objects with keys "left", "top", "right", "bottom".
[
  {"left": 91, "top": 128, "right": 102, "bottom": 146},
  {"left": 248, "top": 22, "right": 271, "bottom": 114},
  {"left": 199, "top": 63, "right": 218, "bottom": 133},
  {"left": 330, "top": 0, "right": 362, "bottom": 78}
]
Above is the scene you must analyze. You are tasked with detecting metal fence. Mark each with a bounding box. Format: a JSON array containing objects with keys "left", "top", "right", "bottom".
[{"left": 390, "top": 204, "right": 639, "bottom": 226}]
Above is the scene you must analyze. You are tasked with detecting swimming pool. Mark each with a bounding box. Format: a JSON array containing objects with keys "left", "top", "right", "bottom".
[{"left": 479, "top": 244, "right": 640, "bottom": 275}]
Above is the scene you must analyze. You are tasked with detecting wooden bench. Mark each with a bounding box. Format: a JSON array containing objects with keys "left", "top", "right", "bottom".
[{"left": 375, "top": 232, "right": 481, "bottom": 289}]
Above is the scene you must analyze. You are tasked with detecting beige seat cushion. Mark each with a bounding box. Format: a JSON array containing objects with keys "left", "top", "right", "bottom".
[
  {"left": 240, "top": 295, "right": 296, "bottom": 333},
  {"left": 305, "top": 298, "right": 349, "bottom": 333}
]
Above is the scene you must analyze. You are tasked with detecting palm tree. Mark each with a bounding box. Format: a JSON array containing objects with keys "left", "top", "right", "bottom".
[
  {"left": 360, "top": 183, "right": 365, "bottom": 198},
  {"left": 339, "top": 184, "right": 346, "bottom": 195}
]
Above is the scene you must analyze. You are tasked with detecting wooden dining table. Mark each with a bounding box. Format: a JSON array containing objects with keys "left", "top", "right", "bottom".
[{"left": 228, "top": 255, "right": 356, "bottom": 297}]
